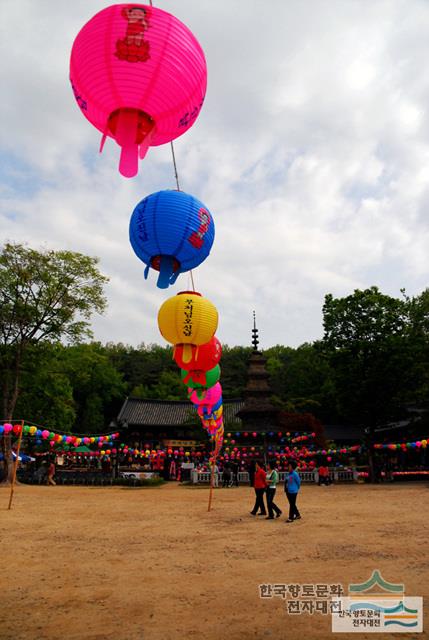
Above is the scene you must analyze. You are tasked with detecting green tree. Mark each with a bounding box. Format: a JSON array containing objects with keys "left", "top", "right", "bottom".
[
  {"left": 61, "top": 343, "right": 126, "bottom": 433},
  {"left": 265, "top": 343, "right": 337, "bottom": 420},
  {"left": 0, "top": 242, "right": 108, "bottom": 482},
  {"left": 219, "top": 345, "right": 252, "bottom": 398},
  {"left": 321, "top": 286, "right": 427, "bottom": 479},
  {"left": 105, "top": 342, "right": 176, "bottom": 393},
  {"left": 13, "top": 343, "right": 75, "bottom": 431}
]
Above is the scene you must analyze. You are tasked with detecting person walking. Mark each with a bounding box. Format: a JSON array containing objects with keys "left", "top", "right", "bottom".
[
  {"left": 248, "top": 460, "right": 256, "bottom": 487},
  {"left": 284, "top": 460, "right": 301, "bottom": 522},
  {"left": 210, "top": 461, "right": 219, "bottom": 488},
  {"left": 47, "top": 459, "right": 56, "bottom": 486},
  {"left": 231, "top": 460, "right": 239, "bottom": 487},
  {"left": 222, "top": 462, "right": 232, "bottom": 488},
  {"left": 265, "top": 461, "right": 282, "bottom": 519},
  {"left": 250, "top": 462, "right": 267, "bottom": 516},
  {"left": 318, "top": 465, "right": 331, "bottom": 486}
]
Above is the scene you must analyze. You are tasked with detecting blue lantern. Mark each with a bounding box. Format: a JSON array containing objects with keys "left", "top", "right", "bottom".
[{"left": 129, "top": 189, "right": 215, "bottom": 288}]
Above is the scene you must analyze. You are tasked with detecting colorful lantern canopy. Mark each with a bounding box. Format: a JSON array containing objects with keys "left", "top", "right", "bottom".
[
  {"left": 129, "top": 190, "right": 215, "bottom": 288},
  {"left": 203, "top": 416, "right": 223, "bottom": 437},
  {"left": 70, "top": 4, "right": 207, "bottom": 177},
  {"left": 173, "top": 335, "right": 222, "bottom": 369},
  {"left": 198, "top": 404, "right": 223, "bottom": 421},
  {"left": 158, "top": 291, "right": 218, "bottom": 354},
  {"left": 181, "top": 364, "right": 221, "bottom": 388}
]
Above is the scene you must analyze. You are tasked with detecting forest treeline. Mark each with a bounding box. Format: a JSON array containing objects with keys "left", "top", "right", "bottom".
[
  {"left": 2, "top": 243, "right": 429, "bottom": 436},
  {"left": 6, "top": 340, "right": 336, "bottom": 432},
  {"left": 7, "top": 316, "right": 429, "bottom": 434}
]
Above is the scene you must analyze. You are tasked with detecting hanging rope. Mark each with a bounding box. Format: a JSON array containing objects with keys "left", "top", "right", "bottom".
[
  {"left": 170, "top": 141, "right": 181, "bottom": 191},
  {"left": 170, "top": 140, "right": 196, "bottom": 290}
]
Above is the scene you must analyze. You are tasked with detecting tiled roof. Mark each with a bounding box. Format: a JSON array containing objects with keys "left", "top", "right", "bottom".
[
  {"left": 117, "top": 399, "right": 365, "bottom": 442},
  {"left": 117, "top": 397, "right": 244, "bottom": 426},
  {"left": 323, "top": 425, "right": 365, "bottom": 441}
]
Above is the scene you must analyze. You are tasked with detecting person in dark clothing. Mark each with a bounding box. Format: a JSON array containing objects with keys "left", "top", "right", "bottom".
[
  {"left": 265, "top": 461, "right": 282, "bottom": 519},
  {"left": 248, "top": 460, "right": 256, "bottom": 487},
  {"left": 284, "top": 460, "right": 301, "bottom": 523},
  {"left": 231, "top": 460, "right": 239, "bottom": 487},
  {"left": 222, "top": 463, "right": 232, "bottom": 488},
  {"left": 250, "top": 462, "right": 267, "bottom": 516}
]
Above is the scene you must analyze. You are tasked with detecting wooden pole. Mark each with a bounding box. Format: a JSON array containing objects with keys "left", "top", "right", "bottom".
[
  {"left": 207, "top": 425, "right": 224, "bottom": 512},
  {"left": 8, "top": 421, "right": 24, "bottom": 511},
  {"left": 207, "top": 443, "right": 216, "bottom": 512}
]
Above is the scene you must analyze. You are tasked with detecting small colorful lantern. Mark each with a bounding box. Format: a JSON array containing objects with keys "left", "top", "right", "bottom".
[
  {"left": 70, "top": 4, "right": 207, "bottom": 177},
  {"left": 129, "top": 190, "right": 215, "bottom": 288},
  {"left": 158, "top": 291, "right": 218, "bottom": 354}
]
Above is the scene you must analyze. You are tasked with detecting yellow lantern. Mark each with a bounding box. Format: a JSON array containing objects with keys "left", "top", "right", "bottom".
[{"left": 158, "top": 291, "right": 218, "bottom": 354}]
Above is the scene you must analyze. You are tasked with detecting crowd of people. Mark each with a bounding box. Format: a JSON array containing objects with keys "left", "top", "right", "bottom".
[{"left": 250, "top": 460, "right": 302, "bottom": 523}]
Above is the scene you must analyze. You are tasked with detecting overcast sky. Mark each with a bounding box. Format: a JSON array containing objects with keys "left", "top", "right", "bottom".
[{"left": 1, "top": 0, "right": 429, "bottom": 350}]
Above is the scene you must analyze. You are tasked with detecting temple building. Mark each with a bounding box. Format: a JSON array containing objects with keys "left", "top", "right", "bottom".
[{"left": 116, "top": 314, "right": 340, "bottom": 454}]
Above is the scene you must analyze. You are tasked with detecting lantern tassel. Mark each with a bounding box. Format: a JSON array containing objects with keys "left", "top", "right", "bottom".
[
  {"left": 182, "top": 344, "right": 194, "bottom": 365},
  {"left": 139, "top": 132, "right": 154, "bottom": 159},
  {"left": 99, "top": 129, "right": 108, "bottom": 153},
  {"left": 157, "top": 255, "right": 177, "bottom": 289},
  {"left": 119, "top": 144, "right": 139, "bottom": 178},
  {"left": 182, "top": 371, "right": 192, "bottom": 384},
  {"left": 108, "top": 109, "right": 155, "bottom": 178}
]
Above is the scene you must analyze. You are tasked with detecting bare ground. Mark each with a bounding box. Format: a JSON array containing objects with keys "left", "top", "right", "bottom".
[{"left": 1, "top": 482, "right": 428, "bottom": 640}]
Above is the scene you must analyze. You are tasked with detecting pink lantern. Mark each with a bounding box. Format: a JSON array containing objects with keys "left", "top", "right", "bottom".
[
  {"left": 70, "top": 4, "right": 207, "bottom": 177},
  {"left": 188, "top": 382, "right": 222, "bottom": 406}
]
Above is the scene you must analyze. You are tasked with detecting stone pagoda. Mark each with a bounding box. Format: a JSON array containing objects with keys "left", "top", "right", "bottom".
[{"left": 236, "top": 312, "right": 280, "bottom": 433}]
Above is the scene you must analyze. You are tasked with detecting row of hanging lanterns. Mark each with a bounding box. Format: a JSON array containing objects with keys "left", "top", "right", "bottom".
[
  {"left": 158, "top": 292, "right": 225, "bottom": 454},
  {"left": 70, "top": 4, "right": 224, "bottom": 459}
]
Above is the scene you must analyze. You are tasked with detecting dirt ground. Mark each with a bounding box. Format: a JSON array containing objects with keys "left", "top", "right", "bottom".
[{"left": 1, "top": 482, "right": 428, "bottom": 640}]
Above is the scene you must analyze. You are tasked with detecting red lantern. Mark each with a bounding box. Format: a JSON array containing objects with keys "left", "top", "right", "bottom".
[{"left": 174, "top": 336, "right": 222, "bottom": 371}]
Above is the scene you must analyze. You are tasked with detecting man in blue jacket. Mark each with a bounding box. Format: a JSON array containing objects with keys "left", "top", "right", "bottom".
[{"left": 284, "top": 460, "right": 302, "bottom": 523}]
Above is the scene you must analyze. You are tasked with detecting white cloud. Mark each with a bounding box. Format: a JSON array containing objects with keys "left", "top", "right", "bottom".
[{"left": 1, "top": 0, "right": 429, "bottom": 350}]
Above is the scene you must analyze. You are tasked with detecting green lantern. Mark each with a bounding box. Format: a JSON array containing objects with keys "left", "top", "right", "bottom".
[{"left": 181, "top": 364, "right": 221, "bottom": 390}]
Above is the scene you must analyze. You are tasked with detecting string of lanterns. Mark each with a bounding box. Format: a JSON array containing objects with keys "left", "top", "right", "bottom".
[
  {"left": 373, "top": 438, "right": 428, "bottom": 450},
  {"left": 157, "top": 291, "right": 225, "bottom": 461},
  {"left": 0, "top": 422, "right": 119, "bottom": 448},
  {"left": 223, "top": 431, "right": 317, "bottom": 444},
  {"left": 69, "top": 4, "right": 224, "bottom": 473}
]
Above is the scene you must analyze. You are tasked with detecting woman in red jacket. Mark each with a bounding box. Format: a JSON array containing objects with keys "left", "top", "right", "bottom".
[{"left": 250, "top": 462, "right": 267, "bottom": 516}]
